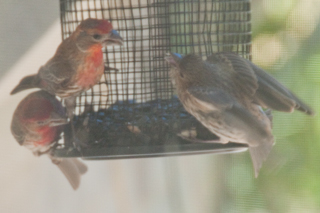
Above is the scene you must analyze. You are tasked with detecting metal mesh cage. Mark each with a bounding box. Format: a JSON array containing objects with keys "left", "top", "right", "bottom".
[{"left": 54, "top": 0, "right": 251, "bottom": 158}]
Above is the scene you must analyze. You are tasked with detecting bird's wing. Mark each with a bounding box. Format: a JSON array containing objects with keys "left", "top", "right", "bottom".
[
  {"left": 207, "top": 52, "right": 314, "bottom": 115},
  {"left": 39, "top": 60, "right": 84, "bottom": 97},
  {"left": 39, "top": 60, "right": 74, "bottom": 85},
  {"left": 206, "top": 52, "right": 259, "bottom": 99},
  {"left": 187, "top": 87, "right": 235, "bottom": 111},
  {"left": 187, "top": 86, "right": 272, "bottom": 146},
  {"left": 246, "top": 60, "right": 314, "bottom": 115}
]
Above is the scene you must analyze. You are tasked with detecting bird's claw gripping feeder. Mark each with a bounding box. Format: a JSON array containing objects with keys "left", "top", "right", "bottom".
[{"left": 53, "top": 0, "right": 251, "bottom": 159}]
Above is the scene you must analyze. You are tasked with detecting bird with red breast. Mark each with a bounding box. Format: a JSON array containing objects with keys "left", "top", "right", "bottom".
[
  {"left": 11, "top": 91, "right": 87, "bottom": 190},
  {"left": 10, "top": 18, "right": 124, "bottom": 119}
]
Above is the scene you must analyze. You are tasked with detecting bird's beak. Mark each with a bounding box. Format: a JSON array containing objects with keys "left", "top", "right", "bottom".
[
  {"left": 165, "top": 52, "right": 182, "bottom": 67},
  {"left": 49, "top": 112, "right": 68, "bottom": 127},
  {"left": 103, "top": 29, "right": 124, "bottom": 46},
  {"left": 49, "top": 119, "right": 68, "bottom": 127}
]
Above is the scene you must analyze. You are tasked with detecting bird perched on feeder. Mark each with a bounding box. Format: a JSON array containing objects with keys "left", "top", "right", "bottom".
[
  {"left": 165, "top": 52, "right": 314, "bottom": 177},
  {"left": 11, "top": 91, "right": 87, "bottom": 190},
  {"left": 10, "top": 18, "right": 124, "bottom": 119}
]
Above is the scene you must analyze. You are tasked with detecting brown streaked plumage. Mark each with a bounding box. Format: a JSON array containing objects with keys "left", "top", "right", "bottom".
[
  {"left": 206, "top": 52, "right": 314, "bottom": 115},
  {"left": 165, "top": 52, "right": 314, "bottom": 177}
]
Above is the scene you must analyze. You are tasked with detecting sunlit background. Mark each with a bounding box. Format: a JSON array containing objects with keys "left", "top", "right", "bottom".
[{"left": 1, "top": 0, "right": 320, "bottom": 212}]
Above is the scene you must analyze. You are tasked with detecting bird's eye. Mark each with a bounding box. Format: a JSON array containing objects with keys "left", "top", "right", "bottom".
[
  {"left": 37, "top": 121, "right": 45, "bottom": 126},
  {"left": 93, "top": 34, "right": 102, "bottom": 40}
]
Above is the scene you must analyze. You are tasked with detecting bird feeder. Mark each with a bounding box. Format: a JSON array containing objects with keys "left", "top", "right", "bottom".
[{"left": 53, "top": 0, "right": 251, "bottom": 159}]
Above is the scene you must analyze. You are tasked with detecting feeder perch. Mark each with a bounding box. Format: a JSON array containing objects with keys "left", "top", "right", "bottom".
[{"left": 53, "top": 0, "right": 251, "bottom": 159}]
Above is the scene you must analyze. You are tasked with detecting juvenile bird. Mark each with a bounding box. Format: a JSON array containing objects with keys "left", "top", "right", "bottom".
[
  {"left": 165, "top": 52, "right": 314, "bottom": 177},
  {"left": 11, "top": 91, "right": 87, "bottom": 190},
  {"left": 10, "top": 18, "right": 123, "bottom": 118}
]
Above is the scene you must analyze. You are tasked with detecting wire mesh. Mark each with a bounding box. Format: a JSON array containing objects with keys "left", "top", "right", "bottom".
[{"left": 54, "top": 0, "right": 251, "bottom": 158}]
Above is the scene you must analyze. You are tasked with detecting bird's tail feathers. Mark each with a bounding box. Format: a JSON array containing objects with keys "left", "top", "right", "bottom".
[
  {"left": 51, "top": 157, "right": 88, "bottom": 190},
  {"left": 249, "top": 136, "right": 274, "bottom": 178},
  {"left": 10, "top": 74, "right": 39, "bottom": 95},
  {"left": 290, "top": 92, "right": 315, "bottom": 116},
  {"left": 70, "top": 158, "right": 88, "bottom": 175}
]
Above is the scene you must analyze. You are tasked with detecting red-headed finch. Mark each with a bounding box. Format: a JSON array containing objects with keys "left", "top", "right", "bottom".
[
  {"left": 10, "top": 18, "right": 123, "bottom": 118},
  {"left": 11, "top": 91, "right": 87, "bottom": 190},
  {"left": 165, "top": 52, "right": 314, "bottom": 177}
]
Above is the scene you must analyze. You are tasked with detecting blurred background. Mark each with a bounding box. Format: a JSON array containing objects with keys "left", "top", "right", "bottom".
[{"left": 1, "top": 0, "right": 320, "bottom": 212}]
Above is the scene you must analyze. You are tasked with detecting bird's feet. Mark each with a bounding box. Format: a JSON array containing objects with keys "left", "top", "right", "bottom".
[
  {"left": 70, "top": 119, "right": 89, "bottom": 155},
  {"left": 104, "top": 65, "right": 119, "bottom": 73},
  {"left": 72, "top": 136, "right": 89, "bottom": 155}
]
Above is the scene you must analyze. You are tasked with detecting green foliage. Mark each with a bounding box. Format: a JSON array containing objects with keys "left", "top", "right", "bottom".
[{"left": 226, "top": 0, "right": 320, "bottom": 212}]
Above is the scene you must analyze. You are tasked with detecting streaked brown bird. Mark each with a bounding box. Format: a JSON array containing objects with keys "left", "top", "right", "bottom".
[
  {"left": 11, "top": 91, "right": 87, "bottom": 190},
  {"left": 10, "top": 18, "right": 123, "bottom": 119},
  {"left": 165, "top": 52, "right": 314, "bottom": 177}
]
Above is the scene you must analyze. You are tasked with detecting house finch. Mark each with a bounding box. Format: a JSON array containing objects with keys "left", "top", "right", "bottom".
[
  {"left": 165, "top": 52, "right": 314, "bottom": 177},
  {"left": 10, "top": 18, "right": 123, "bottom": 119},
  {"left": 11, "top": 91, "right": 87, "bottom": 190}
]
